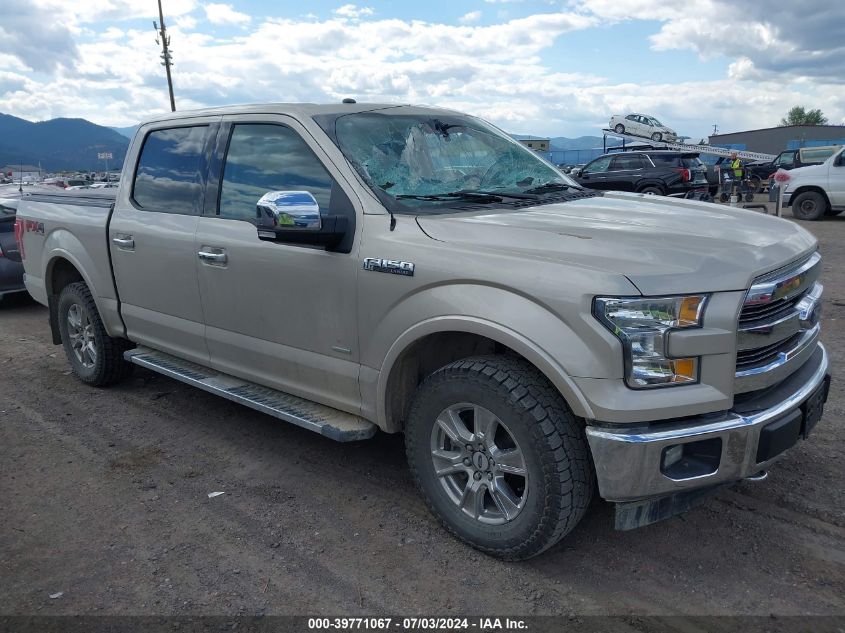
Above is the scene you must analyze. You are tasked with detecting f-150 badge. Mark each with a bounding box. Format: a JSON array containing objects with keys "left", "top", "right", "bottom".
[{"left": 363, "top": 258, "right": 415, "bottom": 277}]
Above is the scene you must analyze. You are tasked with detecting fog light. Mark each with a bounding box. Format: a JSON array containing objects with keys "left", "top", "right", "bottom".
[
  {"left": 662, "top": 444, "right": 684, "bottom": 470},
  {"left": 660, "top": 438, "right": 722, "bottom": 480}
]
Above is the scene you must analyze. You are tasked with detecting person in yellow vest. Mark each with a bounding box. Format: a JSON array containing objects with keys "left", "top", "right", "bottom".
[{"left": 729, "top": 151, "right": 743, "bottom": 179}]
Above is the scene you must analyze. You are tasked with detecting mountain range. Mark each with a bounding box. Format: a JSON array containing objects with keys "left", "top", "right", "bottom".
[
  {"left": 0, "top": 113, "right": 129, "bottom": 172},
  {"left": 0, "top": 112, "right": 604, "bottom": 173}
]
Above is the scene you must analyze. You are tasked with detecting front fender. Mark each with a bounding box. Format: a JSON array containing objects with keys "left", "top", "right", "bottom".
[{"left": 365, "top": 283, "right": 619, "bottom": 429}]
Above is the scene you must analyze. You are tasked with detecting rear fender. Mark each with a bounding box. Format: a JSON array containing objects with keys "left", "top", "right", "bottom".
[{"left": 42, "top": 229, "right": 123, "bottom": 339}]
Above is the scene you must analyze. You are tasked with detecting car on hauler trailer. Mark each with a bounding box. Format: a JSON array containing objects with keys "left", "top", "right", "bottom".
[{"left": 15, "top": 102, "right": 831, "bottom": 559}]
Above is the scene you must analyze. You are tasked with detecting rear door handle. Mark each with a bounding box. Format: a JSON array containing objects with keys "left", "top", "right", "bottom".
[
  {"left": 198, "top": 249, "right": 227, "bottom": 265},
  {"left": 112, "top": 235, "right": 134, "bottom": 249}
]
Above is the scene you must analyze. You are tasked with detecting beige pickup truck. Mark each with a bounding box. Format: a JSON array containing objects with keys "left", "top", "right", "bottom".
[{"left": 16, "top": 103, "right": 831, "bottom": 559}]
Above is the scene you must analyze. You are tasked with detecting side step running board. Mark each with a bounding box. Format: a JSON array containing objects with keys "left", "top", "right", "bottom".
[{"left": 124, "top": 347, "right": 377, "bottom": 442}]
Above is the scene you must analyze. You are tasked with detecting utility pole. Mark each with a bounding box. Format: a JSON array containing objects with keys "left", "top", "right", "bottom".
[
  {"left": 154, "top": 0, "right": 176, "bottom": 111},
  {"left": 712, "top": 124, "right": 719, "bottom": 136}
]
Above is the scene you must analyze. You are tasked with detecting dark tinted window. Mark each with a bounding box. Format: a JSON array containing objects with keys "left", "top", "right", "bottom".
[
  {"left": 610, "top": 155, "right": 644, "bottom": 170},
  {"left": 584, "top": 155, "right": 612, "bottom": 173},
  {"left": 218, "top": 124, "right": 332, "bottom": 221},
  {"left": 648, "top": 153, "right": 681, "bottom": 166},
  {"left": 133, "top": 126, "right": 207, "bottom": 214},
  {"left": 682, "top": 156, "right": 704, "bottom": 169}
]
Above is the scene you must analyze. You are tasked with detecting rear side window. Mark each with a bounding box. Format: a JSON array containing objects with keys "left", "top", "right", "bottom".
[
  {"left": 682, "top": 157, "right": 704, "bottom": 168},
  {"left": 218, "top": 124, "right": 333, "bottom": 222},
  {"left": 610, "top": 155, "right": 645, "bottom": 170},
  {"left": 648, "top": 153, "right": 680, "bottom": 166},
  {"left": 133, "top": 126, "right": 208, "bottom": 214}
]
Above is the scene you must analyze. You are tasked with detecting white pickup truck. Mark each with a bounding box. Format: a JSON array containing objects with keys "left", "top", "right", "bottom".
[
  {"left": 15, "top": 103, "right": 831, "bottom": 559},
  {"left": 784, "top": 146, "right": 845, "bottom": 220}
]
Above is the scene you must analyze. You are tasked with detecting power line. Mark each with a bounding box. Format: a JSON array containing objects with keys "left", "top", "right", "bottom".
[{"left": 154, "top": 0, "right": 176, "bottom": 111}]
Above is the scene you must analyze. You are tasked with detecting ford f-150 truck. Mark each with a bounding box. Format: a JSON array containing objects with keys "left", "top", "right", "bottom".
[{"left": 16, "top": 103, "right": 831, "bottom": 559}]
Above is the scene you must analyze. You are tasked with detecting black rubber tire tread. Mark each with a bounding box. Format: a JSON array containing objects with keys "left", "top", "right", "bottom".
[
  {"left": 405, "top": 355, "right": 594, "bottom": 560},
  {"left": 58, "top": 282, "right": 134, "bottom": 387},
  {"left": 639, "top": 186, "right": 664, "bottom": 195},
  {"left": 791, "top": 191, "right": 827, "bottom": 221}
]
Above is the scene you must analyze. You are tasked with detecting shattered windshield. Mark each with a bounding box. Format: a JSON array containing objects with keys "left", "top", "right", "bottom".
[{"left": 326, "top": 112, "right": 577, "bottom": 213}]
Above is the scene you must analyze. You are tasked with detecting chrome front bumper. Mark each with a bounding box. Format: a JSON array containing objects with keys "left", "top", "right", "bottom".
[{"left": 586, "top": 344, "right": 830, "bottom": 502}]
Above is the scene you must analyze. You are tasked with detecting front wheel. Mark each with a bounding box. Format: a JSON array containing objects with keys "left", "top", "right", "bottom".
[
  {"left": 791, "top": 191, "right": 827, "bottom": 221},
  {"left": 405, "top": 356, "right": 594, "bottom": 560},
  {"left": 57, "top": 282, "right": 134, "bottom": 386},
  {"left": 614, "top": 124, "right": 625, "bottom": 134},
  {"left": 651, "top": 132, "right": 662, "bottom": 142}
]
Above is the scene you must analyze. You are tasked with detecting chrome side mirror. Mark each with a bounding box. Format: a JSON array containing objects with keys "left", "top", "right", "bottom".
[{"left": 256, "top": 191, "right": 321, "bottom": 231}]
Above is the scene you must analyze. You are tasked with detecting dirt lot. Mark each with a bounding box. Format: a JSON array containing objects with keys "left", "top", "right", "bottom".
[{"left": 1, "top": 203, "right": 843, "bottom": 619}]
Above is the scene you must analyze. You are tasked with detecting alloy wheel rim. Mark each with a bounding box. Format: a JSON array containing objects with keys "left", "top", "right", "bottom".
[
  {"left": 430, "top": 403, "right": 528, "bottom": 525},
  {"left": 67, "top": 303, "right": 97, "bottom": 369}
]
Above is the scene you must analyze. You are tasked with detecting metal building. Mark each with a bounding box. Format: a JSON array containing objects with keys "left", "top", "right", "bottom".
[{"left": 709, "top": 125, "right": 845, "bottom": 155}]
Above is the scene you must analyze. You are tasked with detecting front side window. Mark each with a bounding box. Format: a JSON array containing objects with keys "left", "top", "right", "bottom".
[
  {"left": 218, "top": 124, "right": 333, "bottom": 222},
  {"left": 584, "top": 156, "right": 613, "bottom": 173},
  {"left": 133, "top": 126, "right": 207, "bottom": 214},
  {"left": 775, "top": 153, "right": 795, "bottom": 168},
  {"left": 322, "top": 111, "right": 577, "bottom": 214}
]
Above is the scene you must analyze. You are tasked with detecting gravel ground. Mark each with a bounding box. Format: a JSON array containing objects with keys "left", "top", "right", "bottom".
[{"left": 1, "top": 203, "right": 843, "bottom": 618}]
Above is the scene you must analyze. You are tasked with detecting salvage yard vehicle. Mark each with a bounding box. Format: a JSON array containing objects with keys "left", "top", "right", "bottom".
[
  {"left": 0, "top": 198, "right": 25, "bottom": 301},
  {"left": 783, "top": 146, "right": 845, "bottom": 221},
  {"left": 15, "top": 103, "right": 831, "bottom": 559},
  {"left": 608, "top": 113, "right": 678, "bottom": 142},
  {"left": 571, "top": 150, "right": 708, "bottom": 196}
]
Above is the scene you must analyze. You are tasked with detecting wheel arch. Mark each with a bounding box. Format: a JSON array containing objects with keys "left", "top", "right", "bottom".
[
  {"left": 373, "top": 318, "right": 596, "bottom": 434},
  {"left": 790, "top": 185, "right": 831, "bottom": 208}
]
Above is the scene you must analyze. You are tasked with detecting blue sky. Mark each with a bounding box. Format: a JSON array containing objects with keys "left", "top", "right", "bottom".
[{"left": 1, "top": 0, "right": 842, "bottom": 140}]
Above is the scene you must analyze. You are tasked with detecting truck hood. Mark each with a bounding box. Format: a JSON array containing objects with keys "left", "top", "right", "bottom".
[{"left": 416, "top": 191, "right": 817, "bottom": 295}]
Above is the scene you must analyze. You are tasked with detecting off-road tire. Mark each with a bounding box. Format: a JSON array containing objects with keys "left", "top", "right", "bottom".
[
  {"left": 791, "top": 191, "right": 827, "bottom": 221},
  {"left": 405, "top": 355, "right": 594, "bottom": 560},
  {"left": 57, "top": 282, "right": 133, "bottom": 386}
]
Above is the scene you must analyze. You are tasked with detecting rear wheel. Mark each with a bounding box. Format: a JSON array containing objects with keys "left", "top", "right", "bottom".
[
  {"left": 405, "top": 356, "right": 593, "bottom": 560},
  {"left": 748, "top": 175, "right": 762, "bottom": 193},
  {"left": 791, "top": 191, "right": 827, "bottom": 221},
  {"left": 614, "top": 124, "right": 625, "bottom": 134},
  {"left": 57, "top": 282, "right": 133, "bottom": 386},
  {"left": 639, "top": 186, "right": 663, "bottom": 195}
]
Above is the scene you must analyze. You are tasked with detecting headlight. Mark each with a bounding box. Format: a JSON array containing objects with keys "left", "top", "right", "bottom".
[{"left": 593, "top": 295, "right": 708, "bottom": 389}]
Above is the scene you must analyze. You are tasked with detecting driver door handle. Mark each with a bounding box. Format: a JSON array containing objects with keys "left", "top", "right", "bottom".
[
  {"left": 112, "top": 235, "right": 135, "bottom": 250},
  {"left": 198, "top": 249, "right": 228, "bottom": 265}
]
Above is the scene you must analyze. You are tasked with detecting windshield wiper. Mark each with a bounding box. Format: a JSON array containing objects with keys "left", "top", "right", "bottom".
[
  {"left": 524, "top": 182, "right": 574, "bottom": 194},
  {"left": 396, "top": 191, "right": 504, "bottom": 203}
]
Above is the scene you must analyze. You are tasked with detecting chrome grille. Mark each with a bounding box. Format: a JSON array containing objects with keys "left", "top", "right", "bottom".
[
  {"left": 735, "top": 252, "right": 822, "bottom": 393},
  {"left": 736, "top": 332, "right": 802, "bottom": 370},
  {"left": 738, "top": 296, "right": 801, "bottom": 324}
]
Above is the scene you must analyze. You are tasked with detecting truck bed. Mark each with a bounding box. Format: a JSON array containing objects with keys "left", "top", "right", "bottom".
[{"left": 17, "top": 188, "right": 124, "bottom": 338}]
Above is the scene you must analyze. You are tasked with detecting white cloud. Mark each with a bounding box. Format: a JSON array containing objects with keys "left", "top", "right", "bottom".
[
  {"left": 578, "top": 0, "right": 845, "bottom": 84},
  {"left": 0, "top": 1, "right": 842, "bottom": 140},
  {"left": 204, "top": 3, "right": 251, "bottom": 25},
  {"left": 334, "top": 4, "right": 374, "bottom": 19},
  {"left": 459, "top": 11, "right": 482, "bottom": 24}
]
